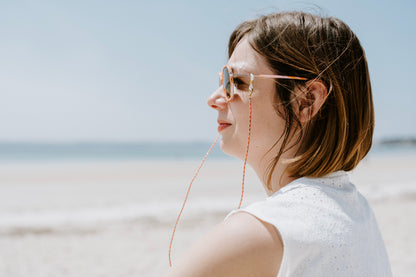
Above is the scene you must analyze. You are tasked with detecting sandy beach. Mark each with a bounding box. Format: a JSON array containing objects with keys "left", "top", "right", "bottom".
[{"left": 0, "top": 153, "right": 415, "bottom": 276}]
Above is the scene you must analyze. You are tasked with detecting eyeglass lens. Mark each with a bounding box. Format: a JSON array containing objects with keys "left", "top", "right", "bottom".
[{"left": 222, "top": 66, "right": 232, "bottom": 100}]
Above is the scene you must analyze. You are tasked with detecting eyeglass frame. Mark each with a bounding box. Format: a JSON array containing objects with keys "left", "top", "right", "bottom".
[{"left": 219, "top": 64, "right": 308, "bottom": 102}]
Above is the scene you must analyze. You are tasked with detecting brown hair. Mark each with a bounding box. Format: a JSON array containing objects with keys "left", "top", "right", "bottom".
[{"left": 228, "top": 11, "right": 374, "bottom": 189}]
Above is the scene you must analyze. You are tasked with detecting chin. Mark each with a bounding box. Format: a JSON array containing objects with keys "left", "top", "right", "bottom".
[{"left": 219, "top": 137, "right": 245, "bottom": 160}]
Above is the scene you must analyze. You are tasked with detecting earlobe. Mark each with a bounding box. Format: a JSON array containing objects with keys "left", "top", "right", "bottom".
[{"left": 297, "top": 80, "right": 328, "bottom": 123}]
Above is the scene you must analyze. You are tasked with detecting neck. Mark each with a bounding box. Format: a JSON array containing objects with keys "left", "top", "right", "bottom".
[{"left": 249, "top": 147, "right": 298, "bottom": 197}]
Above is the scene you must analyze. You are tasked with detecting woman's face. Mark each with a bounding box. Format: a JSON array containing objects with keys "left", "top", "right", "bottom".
[{"left": 207, "top": 38, "right": 289, "bottom": 163}]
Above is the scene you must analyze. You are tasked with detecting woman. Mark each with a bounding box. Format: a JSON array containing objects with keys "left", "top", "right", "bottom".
[{"left": 164, "top": 11, "right": 392, "bottom": 276}]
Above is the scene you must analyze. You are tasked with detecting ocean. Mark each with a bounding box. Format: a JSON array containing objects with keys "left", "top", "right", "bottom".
[{"left": 0, "top": 141, "right": 229, "bottom": 162}]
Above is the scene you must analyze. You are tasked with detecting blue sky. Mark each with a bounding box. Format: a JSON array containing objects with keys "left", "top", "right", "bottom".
[{"left": 0, "top": 0, "right": 415, "bottom": 142}]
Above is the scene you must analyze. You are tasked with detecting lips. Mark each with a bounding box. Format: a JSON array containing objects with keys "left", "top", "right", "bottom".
[{"left": 217, "top": 120, "right": 232, "bottom": 132}]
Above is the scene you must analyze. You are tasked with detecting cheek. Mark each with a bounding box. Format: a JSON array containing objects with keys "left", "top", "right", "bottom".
[
  {"left": 251, "top": 100, "right": 285, "bottom": 145},
  {"left": 229, "top": 96, "right": 250, "bottom": 127}
]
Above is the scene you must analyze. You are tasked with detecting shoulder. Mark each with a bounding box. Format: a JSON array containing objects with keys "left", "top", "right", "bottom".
[{"left": 164, "top": 211, "right": 283, "bottom": 277}]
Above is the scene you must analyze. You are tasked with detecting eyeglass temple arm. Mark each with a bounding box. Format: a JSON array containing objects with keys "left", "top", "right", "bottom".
[{"left": 232, "top": 73, "right": 308, "bottom": 81}]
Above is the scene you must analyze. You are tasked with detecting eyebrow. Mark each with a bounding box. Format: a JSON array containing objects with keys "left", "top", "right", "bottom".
[{"left": 228, "top": 63, "right": 256, "bottom": 75}]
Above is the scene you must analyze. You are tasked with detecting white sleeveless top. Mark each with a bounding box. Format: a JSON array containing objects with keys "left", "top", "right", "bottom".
[{"left": 225, "top": 171, "right": 392, "bottom": 277}]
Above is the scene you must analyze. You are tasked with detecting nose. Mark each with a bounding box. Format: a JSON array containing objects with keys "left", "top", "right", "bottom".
[{"left": 207, "top": 87, "right": 227, "bottom": 110}]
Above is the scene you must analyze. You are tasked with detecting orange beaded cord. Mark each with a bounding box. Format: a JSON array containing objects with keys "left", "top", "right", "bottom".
[
  {"left": 238, "top": 95, "right": 252, "bottom": 209},
  {"left": 239, "top": 73, "right": 254, "bottom": 209},
  {"left": 168, "top": 134, "right": 220, "bottom": 267}
]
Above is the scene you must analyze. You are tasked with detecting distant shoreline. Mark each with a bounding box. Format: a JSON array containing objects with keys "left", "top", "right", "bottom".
[{"left": 377, "top": 137, "right": 416, "bottom": 146}]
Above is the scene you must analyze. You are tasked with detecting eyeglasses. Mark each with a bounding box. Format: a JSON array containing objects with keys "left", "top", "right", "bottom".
[{"left": 219, "top": 64, "right": 308, "bottom": 101}]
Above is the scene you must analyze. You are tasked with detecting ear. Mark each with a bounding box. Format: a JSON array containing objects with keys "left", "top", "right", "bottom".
[{"left": 295, "top": 80, "right": 328, "bottom": 123}]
